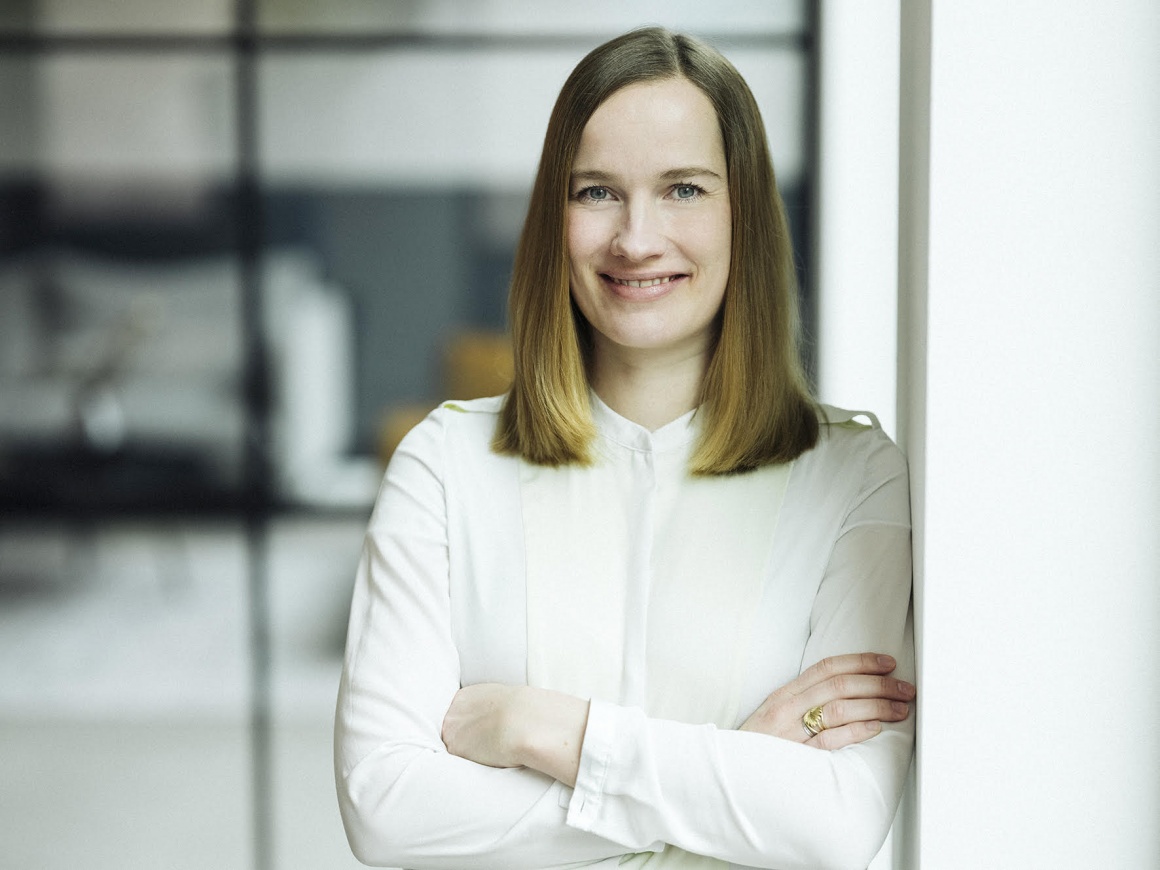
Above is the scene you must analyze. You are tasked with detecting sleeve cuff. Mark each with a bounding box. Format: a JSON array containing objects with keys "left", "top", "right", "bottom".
[
  {"left": 566, "top": 696, "right": 620, "bottom": 829},
  {"left": 564, "top": 700, "right": 664, "bottom": 858}
]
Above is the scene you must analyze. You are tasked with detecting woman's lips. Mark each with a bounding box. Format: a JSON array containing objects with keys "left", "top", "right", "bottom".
[
  {"left": 611, "top": 275, "right": 676, "bottom": 289},
  {"left": 602, "top": 273, "right": 687, "bottom": 300}
]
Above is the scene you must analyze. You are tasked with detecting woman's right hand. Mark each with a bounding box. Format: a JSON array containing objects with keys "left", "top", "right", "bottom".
[{"left": 739, "top": 653, "right": 914, "bottom": 750}]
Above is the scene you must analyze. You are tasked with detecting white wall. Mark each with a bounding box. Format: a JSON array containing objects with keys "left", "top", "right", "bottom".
[
  {"left": 898, "top": 2, "right": 1160, "bottom": 867},
  {"left": 814, "top": 8, "right": 906, "bottom": 866},
  {"left": 814, "top": 1, "right": 900, "bottom": 437}
]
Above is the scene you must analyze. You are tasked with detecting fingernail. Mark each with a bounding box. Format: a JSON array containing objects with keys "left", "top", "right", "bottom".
[
  {"left": 868, "top": 720, "right": 882, "bottom": 733},
  {"left": 877, "top": 655, "right": 895, "bottom": 668},
  {"left": 899, "top": 682, "right": 916, "bottom": 698},
  {"left": 892, "top": 701, "right": 910, "bottom": 716}
]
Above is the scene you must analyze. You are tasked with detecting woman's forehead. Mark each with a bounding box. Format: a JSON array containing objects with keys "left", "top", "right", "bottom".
[{"left": 573, "top": 78, "right": 726, "bottom": 179}]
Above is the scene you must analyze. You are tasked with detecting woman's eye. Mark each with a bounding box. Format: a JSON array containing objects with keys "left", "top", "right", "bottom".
[
  {"left": 674, "top": 184, "right": 703, "bottom": 200},
  {"left": 577, "top": 186, "right": 610, "bottom": 202}
]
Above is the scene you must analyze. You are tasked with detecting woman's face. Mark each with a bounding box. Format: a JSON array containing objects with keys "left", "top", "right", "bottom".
[{"left": 566, "top": 76, "right": 732, "bottom": 365}]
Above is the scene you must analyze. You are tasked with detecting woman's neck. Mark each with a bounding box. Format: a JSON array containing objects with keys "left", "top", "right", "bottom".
[{"left": 589, "top": 342, "right": 708, "bottom": 431}]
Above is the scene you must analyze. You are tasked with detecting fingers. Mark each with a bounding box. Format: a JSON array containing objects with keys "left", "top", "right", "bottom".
[
  {"left": 803, "top": 673, "right": 916, "bottom": 708},
  {"left": 806, "top": 698, "right": 911, "bottom": 735},
  {"left": 795, "top": 652, "right": 900, "bottom": 694},
  {"left": 738, "top": 652, "right": 915, "bottom": 745},
  {"left": 797, "top": 672, "right": 914, "bottom": 750},
  {"left": 807, "top": 720, "right": 884, "bottom": 751},
  {"left": 790, "top": 653, "right": 914, "bottom": 715},
  {"left": 794, "top": 654, "right": 914, "bottom": 749}
]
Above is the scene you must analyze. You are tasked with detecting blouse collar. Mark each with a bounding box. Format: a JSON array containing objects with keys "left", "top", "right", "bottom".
[{"left": 589, "top": 390, "right": 700, "bottom": 455}]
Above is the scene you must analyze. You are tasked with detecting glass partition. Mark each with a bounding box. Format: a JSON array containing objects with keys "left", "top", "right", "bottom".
[
  {"left": 1, "top": 0, "right": 233, "bottom": 34},
  {"left": 258, "top": 0, "right": 806, "bottom": 37},
  {"left": 0, "top": 4, "right": 815, "bottom": 869}
]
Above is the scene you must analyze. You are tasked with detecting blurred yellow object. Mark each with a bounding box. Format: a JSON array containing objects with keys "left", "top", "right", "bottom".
[
  {"left": 377, "top": 331, "right": 513, "bottom": 467},
  {"left": 443, "top": 331, "right": 514, "bottom": 401},
  {"left": 378, "top": 403, "right": 436, "bottom": 468}
]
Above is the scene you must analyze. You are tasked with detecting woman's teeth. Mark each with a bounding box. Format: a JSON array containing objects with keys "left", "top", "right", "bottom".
[{"left": 611, "top": 275, "right": 677, "bottom": 288}]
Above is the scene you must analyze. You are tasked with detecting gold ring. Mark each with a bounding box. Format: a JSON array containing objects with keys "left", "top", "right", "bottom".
[{"left": 802, "top": 705, "right": 826, "bottom": 738}]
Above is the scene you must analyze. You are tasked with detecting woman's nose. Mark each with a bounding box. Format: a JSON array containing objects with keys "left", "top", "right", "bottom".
[{"left": 610, "top": 201, "right": 666, "bottom": 261}]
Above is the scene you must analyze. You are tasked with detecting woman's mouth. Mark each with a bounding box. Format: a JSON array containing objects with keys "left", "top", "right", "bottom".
[
  {"left": 609, "top": 274, "right": 678, "bottom": 289},
  {"left": 602, "top": 273, "right": 687, "bottom": 300}
]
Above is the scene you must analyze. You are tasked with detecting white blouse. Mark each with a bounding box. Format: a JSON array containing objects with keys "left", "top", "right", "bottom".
[{"left": 335, "top": 394, "right": 915, "bottom": 870}]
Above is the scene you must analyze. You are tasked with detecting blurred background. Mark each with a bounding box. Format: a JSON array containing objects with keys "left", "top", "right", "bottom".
[{"left": 0, "top": 2, "right": 816, "bottom": 868}]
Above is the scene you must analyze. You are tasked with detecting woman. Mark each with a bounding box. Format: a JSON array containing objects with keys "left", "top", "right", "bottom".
[{"left": 335, "top": 27, "right": 915, "bottom": 870}]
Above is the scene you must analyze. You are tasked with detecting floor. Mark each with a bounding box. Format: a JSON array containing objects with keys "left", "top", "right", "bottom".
[{"left": 0, "top": 516, "right": 369, "bottom": 870}]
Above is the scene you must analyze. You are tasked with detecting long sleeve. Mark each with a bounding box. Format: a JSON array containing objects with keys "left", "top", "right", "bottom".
[
  {"left": 336, "top": 401, "right": 915, "bottom": 870},
  {"left": 333, "top": 407, "right": 636, "bottom": 869},
  {"left": 563, "top": 420, "right": 915, "bottom": 870}
]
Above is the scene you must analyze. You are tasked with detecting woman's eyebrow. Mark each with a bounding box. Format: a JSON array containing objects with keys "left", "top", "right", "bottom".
[
  {"left": 570, "top": 169, "right": 615, "bottom": 185},
  {"left": 570, "top": 166, "right": 724, "bottom": 184},
  {"left": 659, "top": 166, "right": 724, "bottom": 182}
]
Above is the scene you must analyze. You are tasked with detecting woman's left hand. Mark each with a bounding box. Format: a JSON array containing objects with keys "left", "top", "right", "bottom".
[
  {"left": 739, "top": 652, "right": 913, "bottom": 750},
  {"left": 442, "top": 683, "right": 589, "bottom": 787}
]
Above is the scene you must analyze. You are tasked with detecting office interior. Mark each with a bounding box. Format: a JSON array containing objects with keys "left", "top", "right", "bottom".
[
  {"left": 0, "top": 3, "right": 816, "bottom": 869},
  {"left": 7, "top": 3, "right": 1158, "bottom": 868}
]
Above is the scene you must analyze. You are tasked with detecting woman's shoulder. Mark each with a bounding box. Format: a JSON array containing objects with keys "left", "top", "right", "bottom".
[
  {"left": 405, "top": 395, "right": 505, "bottom": 442},
  {"left": 816, "top": 404, "right": 882, "bottom": 430},
  {"left": 799, "top": 403, "right": 908, "bottom": 482},
  {"left": 775, "top": 404, "right": 910, "bottom": 526},
  {"left": 437, "top": 395, "right": 506, "bottom": 417},
  {"left": 391, "top": 394, "right": 508, "bottom": 473}
]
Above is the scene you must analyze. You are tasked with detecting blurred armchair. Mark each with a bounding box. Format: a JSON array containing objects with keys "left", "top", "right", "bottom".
[{"left": 0, "top": 247, "right": 374, "bottom": 511}]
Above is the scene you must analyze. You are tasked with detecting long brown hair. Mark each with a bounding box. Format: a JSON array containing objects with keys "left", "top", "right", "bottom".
[{"left": 493, "top": 27, "right": 818, "bottom": 473}]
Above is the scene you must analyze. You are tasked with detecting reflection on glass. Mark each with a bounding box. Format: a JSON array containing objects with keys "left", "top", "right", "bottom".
[
  {"left": 258, "top": 0, "right": 807, "bottom": 37},
  {"left": 0, "top": 54, "right": 240, "bottom": 509},
  {"left": 0, "top": 520, "right": 252, "bottom": 870},
  {"left": 0, "top": 46, "right": 249, "bottom": 869},
  {"left": 40, "top": 55, "right": 235, "bottom": 184},
  {"left": 0, "top": 2, "right": 33, "bottom": 33},
  {"left": 0, "top": 7, "right": 814, "bottom": 869},
  {"left": 268, "top": 517, "right": 367, "bottom": 870},
  {"left": 1, "top": 0, "right": 233, "bottom": 35}
]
